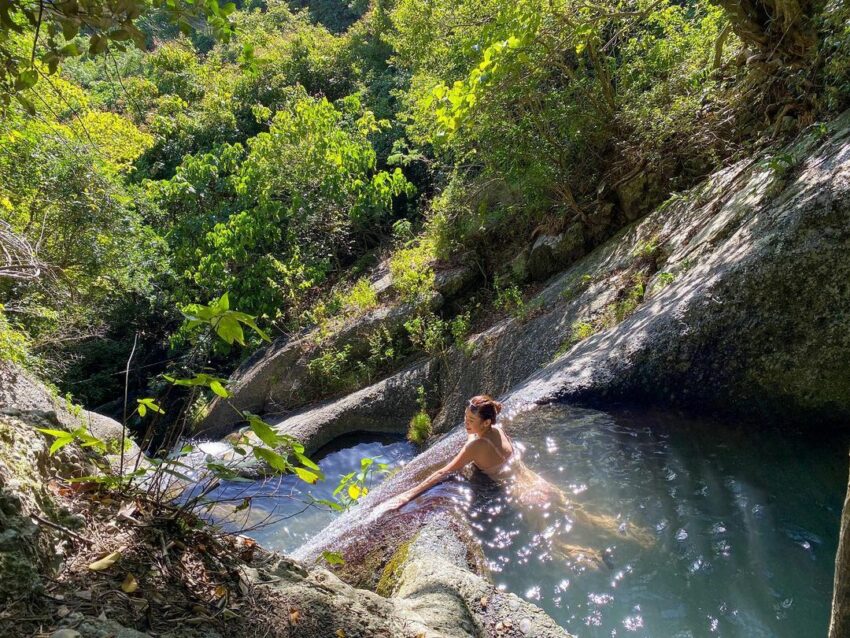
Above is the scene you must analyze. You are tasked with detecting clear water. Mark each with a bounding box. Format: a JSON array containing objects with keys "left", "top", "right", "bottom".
[
  {"left": 193, "top": 433, "right": 417, "bottom": 553},
  {"left": 463, "top": 404, "right": 849, "bottom": 638}
]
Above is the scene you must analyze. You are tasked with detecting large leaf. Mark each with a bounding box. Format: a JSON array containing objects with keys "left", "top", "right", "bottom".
[
  {"left": 294, "top": 467, "right": 321, "bottom": 484},
  {"left": 245, "top": 413, "right": 280, "bottom": 448},
  {"left": 252, "top": 447, "right": 289, "bottom": 472},
  {"left": 215, "top": 315, "right": 244, "bottom": 345}
]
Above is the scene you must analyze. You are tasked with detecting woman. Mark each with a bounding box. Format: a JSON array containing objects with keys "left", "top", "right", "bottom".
[{"left": 387, "top": 394, "right": 653, "bottom": 566}]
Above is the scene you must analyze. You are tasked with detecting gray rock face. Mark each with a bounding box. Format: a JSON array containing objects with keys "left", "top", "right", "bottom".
[
  {"left": 265, "top": 359, "right": 436, "bottom": 455},
  {"left": 526, "top": 224, "right": 585, "bottom": 281},
  {"left": 432, "top": 112, "right": 850, "bottom": 432}
]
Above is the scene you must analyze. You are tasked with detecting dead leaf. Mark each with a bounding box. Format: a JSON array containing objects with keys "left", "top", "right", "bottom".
[
  {"left": 214, "top": 584, "right": 227, "bottom": 599},
  {"left": 88, "top": 550, "right": 122, "bottom": 571},
  {"left": 336, "top": 630, "right": 346, "bottom": 638},
  {"left": 120, "top": 573, "right": 138, "bottom": 593},
  {"left": 289, "top": 609, "right": 300, "bottom": 624}
]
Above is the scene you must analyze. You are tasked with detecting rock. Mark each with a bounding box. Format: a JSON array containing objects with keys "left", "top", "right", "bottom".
[
  {"left": 50, "top": 630, "right": 81, "bottom": 638},
  {"left": 231, "top": 359, "right": 437, "bottom": 475},
  {"left": 430, "top": 111, "right": 850, "bottom": 432},
  {"left": 433, "top": 264, "right": 477, "bottom": 300},
  {"left": 830, "top": 458, "right": 850, "bottom": 638},
  {"left": 198, "top": 298, "right": 441, "bottom": 439},
  {"left": 527, "top": 224, "right": 585, "bottom": 282}
]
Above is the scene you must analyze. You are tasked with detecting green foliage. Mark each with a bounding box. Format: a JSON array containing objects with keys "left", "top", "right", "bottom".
[
  {"left": 610, "top": 274, "right": 647, "bottom": 324},
  {"left": 652, "top": 271, "right": 675, "bottom": 293},
  {"left": 555, "top": 320, "right": 596, "bottom": 358},
  {"left": 408, "top": 384, "right": 432, "bottom": 445},
  {"left": 407, "top": 411, "right": 432, "bottom": 445},
  {"left": 136, "top": 397, "right": 164, "bottom": 417},
  {"left": 340, "top": 278, "right": 379, "bottom": 314},
  {"left": 403, "top": 312, "right": 449, "bottom": 357},
  {"left": 307, "top": 344, "right": 353, "bottom": 392},
  {"left": 390, "top": 238, "right": 436, "bottom": 302},
  {"left": 181, "top": 292, "right": 271, "bottom": 346},
  {"left": 0, "top": 0, "right": 235, "bottom": 109},
  {"left": 332, "top": 456, "right": 390, "bottom": 509},
  {"left": 0, "top": 304, "right": 32, "bottom": 368}
]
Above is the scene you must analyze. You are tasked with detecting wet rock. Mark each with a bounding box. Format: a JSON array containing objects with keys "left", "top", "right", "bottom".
[{"left": 830, "top": 458, "right": 850, "bottom": 638}]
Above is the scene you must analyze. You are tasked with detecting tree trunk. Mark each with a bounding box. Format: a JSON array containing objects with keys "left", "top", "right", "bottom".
[{"left": 713, "top": 0, "right": 817, "bottom": 62}]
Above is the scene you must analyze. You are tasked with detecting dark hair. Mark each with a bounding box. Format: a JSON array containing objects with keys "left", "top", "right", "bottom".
[{"left": 468, "top": 394, "right": 503, "bottom": 424}]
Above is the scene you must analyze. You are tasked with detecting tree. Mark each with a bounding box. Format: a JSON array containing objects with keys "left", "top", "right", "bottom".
[{"left": 0, "top": 0, "right": 237, "bottom": 112}]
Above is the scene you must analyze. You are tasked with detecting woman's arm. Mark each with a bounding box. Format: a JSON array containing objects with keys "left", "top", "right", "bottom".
[{"left": 388, "top": 441, "right": 478, "bottom": 509}]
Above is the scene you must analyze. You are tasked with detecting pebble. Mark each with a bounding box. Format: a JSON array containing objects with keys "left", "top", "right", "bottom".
[
  {"left": 50, "top": 630, "right": 81, "bottom": 638},
  {"left": 519, "top": 617, "right": 533, "bottom": 635}
]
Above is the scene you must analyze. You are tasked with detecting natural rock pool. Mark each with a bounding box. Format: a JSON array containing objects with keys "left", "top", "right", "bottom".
[
  {"left": 197, "top": 404, "right": 847, "bottom": 638},
  {"left": 461, "top": 404, "right": 849, "bottom": 638}
]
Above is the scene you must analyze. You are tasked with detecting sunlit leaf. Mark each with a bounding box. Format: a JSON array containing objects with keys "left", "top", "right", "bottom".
[{"left": 88, "top": 551, "right": 122, "bottom": 571}]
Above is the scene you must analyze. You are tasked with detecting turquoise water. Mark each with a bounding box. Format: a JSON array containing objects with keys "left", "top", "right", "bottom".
[
  {"left": 195, "top": 433, "right": 417, "bottom": 553},
  {"left": 464, "top": 404, "right": 848, "bottom": 638}
]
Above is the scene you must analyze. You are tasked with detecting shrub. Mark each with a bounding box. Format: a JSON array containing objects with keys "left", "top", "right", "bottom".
[
  {"left": 390, "top": 238, "right": 436, "bottom": 302},
  {"left": 408, "top": 411, "right": 432, "bottom": 445},
  {"left": 341, "top": 278, "right": 379, "bottom": 314},
  {"left": 307, "top": 345, "right": 353, "bottom": 392},
  {"left": 403, "top": 312, "right": 448, "bottom": 357},
  {"left": 0, "top": 305, "right": 32, "bottom": 369}
]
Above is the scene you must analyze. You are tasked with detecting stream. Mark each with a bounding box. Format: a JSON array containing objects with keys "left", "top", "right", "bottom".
[
  {"left": 463, "top": 404, "right": 848, "bottom": 637},
  {"left": 196, "top": 404, "right": 848, "bottom": 638}
]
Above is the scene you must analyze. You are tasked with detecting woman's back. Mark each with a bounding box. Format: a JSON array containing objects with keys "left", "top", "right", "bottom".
[{"left": 473, "top": 425, "right": 515, "bottom": 478}]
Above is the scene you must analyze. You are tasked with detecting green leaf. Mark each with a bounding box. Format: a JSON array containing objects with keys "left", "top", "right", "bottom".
[
  {"left": 313, "top": 498, "right": 344, "bottom": 512},
  {"left": 209, "top": 379, "right": 229, "bottom": 398},
  {"left": 137, "top": 398, "right": 164, "bottom": 416},
  {"left": 215, "top": 315, "right": 244, "bottom": 345},
  {"left": 89, "top": 34, "right": 108, "bottom": 55},
  {"left": 61, "top": 19, "right": 79, "bottom": 40},
  {"left": 294, "top": 451, "right": 320, "bottom": 471},
  {"left": 294, "top": 467, "right": 321, "bottom": 484},
  {"left": 245, "top": 413, "right": 280, "bottom": 448},
  {"left": 15, "top": 69, "right": 38, "bottom": 90},
  {"left": 15, "top": 94, "right": 35, "bottom": 115},
  {"left": 49, "top": 435, "right": 75, "bottom": 455},
  {"left": 320, "top": 550, "right": 345, "bottom": 565},
  {"left": 253, "top": 447, "right": 289, "bottom": 472},
  {"left": 36, "top": 427, "right": 71, "bottom": 438}
]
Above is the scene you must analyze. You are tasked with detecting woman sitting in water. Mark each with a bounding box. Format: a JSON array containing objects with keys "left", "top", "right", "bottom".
[{"left": 387, "top": 394, "right": 653, "bottom": 567}]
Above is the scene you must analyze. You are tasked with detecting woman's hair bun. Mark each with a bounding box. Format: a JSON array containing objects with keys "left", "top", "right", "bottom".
[{"left": 493, "top": 401, "right": 503, "bottom": 414}]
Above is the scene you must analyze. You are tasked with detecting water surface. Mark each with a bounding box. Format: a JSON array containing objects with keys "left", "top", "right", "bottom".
[
  {"left": 194, "top": 433, "right": 417, "bottom": 553},
  {"left": 464, "top": 404, "right": 848, "bottom": 638}
]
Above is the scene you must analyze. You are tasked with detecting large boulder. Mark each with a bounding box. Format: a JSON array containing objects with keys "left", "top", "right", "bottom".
[
  {"left": 431, "top": 111, "right": 850, "bottom": 432},
  {"left": 198, "top": 298, "right": 440, "bottom": 439}
]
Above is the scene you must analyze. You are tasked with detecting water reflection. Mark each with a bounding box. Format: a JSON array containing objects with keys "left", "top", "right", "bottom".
[
  {"left": 464, "top": 405, "right": 848, "bottom": 637},
  {"left": 189, "top": 433, "right": 417, "bottom": 553}
]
